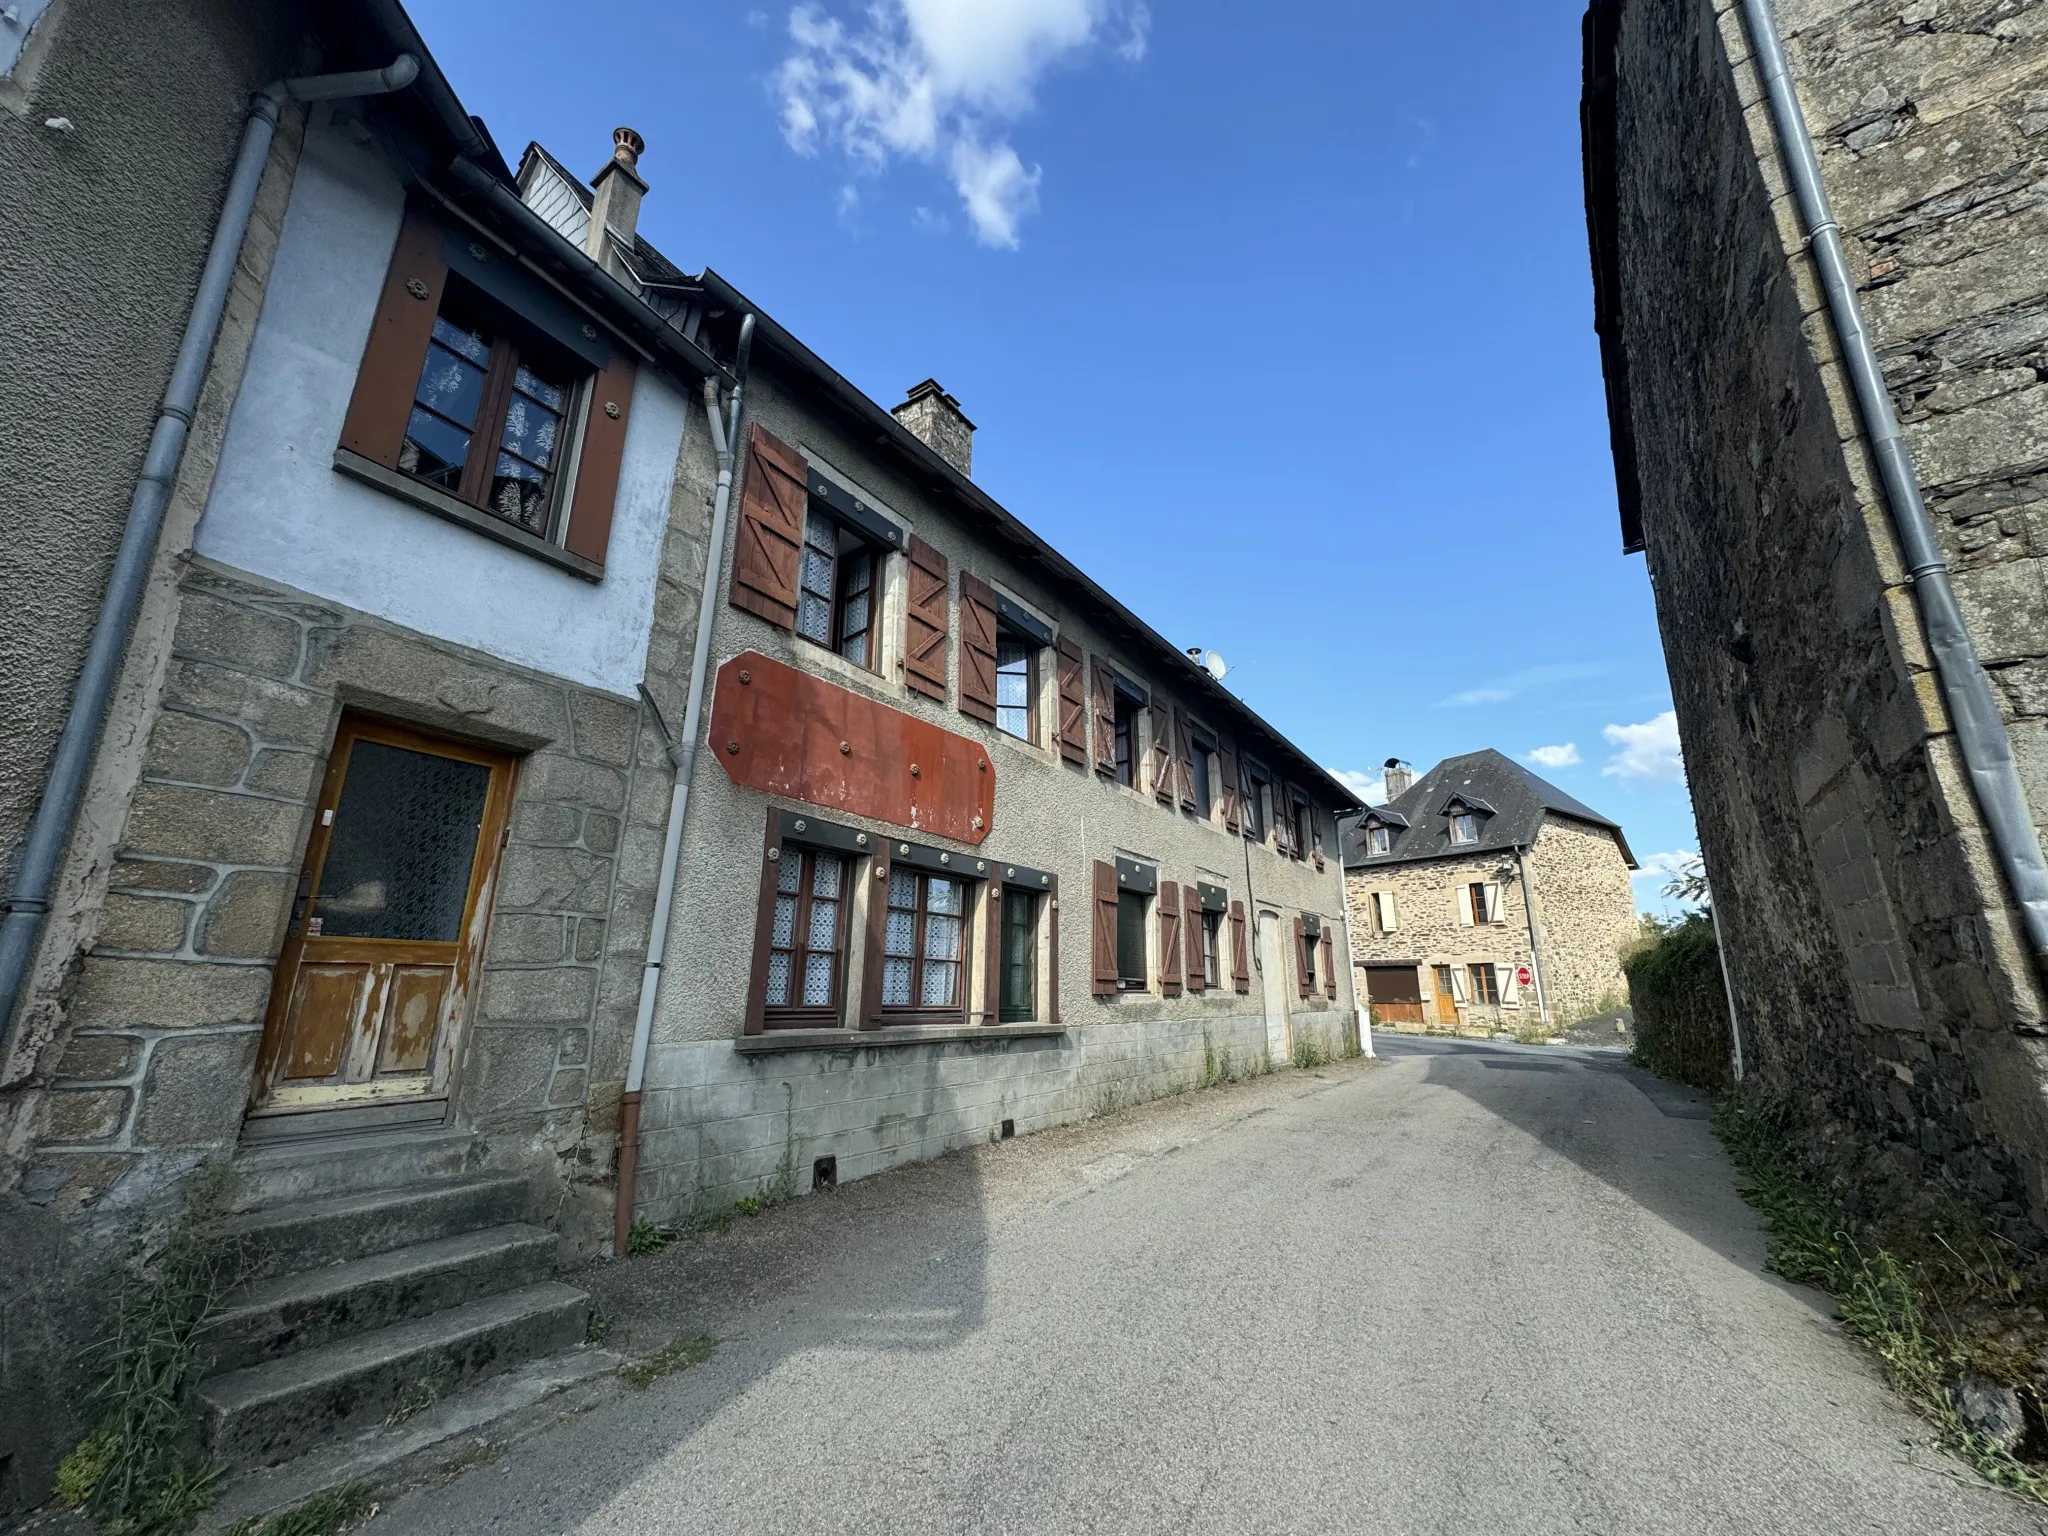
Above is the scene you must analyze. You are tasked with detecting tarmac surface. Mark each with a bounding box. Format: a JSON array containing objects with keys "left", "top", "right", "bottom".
[{"left": 361, "top": 1035, "right": 2045, "bottom": 1535}]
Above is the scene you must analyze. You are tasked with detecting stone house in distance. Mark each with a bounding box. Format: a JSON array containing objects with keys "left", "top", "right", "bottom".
[
  {"left": 1342, "top": 751, "right": 1639, "bottom": 1033},
  {"left": 1585, "top": 0, "right": 2048, "bottom": 1229}
]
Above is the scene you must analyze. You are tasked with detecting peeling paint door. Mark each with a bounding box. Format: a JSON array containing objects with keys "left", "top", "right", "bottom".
[
  {"left": 248, "top": 717, "right": 515, "bottom": 1119},
  {"left": 1256, "top": 910, "right": 1291, "bottom": 1066}
]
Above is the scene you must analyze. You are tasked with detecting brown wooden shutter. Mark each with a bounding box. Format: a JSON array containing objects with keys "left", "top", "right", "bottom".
[
  {"left": 1159, "top": 881, "right": 1182, "bottom": 997},
  {"left": 1056, "top": 640, "right": 1087, "bottom": 764},
  {"left": 1091, "top": 859, "right": 1119, "bottom": 996},
  {"left": 1220, "top": 746, "right": 1242, "bottom": 835},
  {"left": 858, "top": 842, "right": 892, "bottom": 1028},
  {"left": 1150, "top": 703, "right": 1172, "bottom": 804},
  {"left": 1047, "top": 878, "right": 1062, "bottom": 1023},
  {"left": 1273, "top": 789, "right": 1296, "bottom": 858},
  {"left": 981, "top": 882, "right": 1001, "bottom": 1024},
  {"left": 958, "top": 571, "right": 999, "bottom": 724},
  {"left": 561, "top": 351, "right": 636, "bottom": 567},
  {"left": 731, "top": 424, "right": 806, "bottom": 628},
  {"left": 1091, "top": 660, "right": 1117, "bottom": 777},
  {"left": 1230, "top": 901, "right": 1250, "bottom": 993},
  {"left": 1174, "top": 712, "right": 1197, "bottom": 812},
  {"left": 339, "top": 208, "right": 449, "bottom": 468},
  {"left": 905, "top": 535, "right": 950, "bottom": 701},
  {"left": 1183, "top": 885, "right": 1205, "bottom": 993},
  {"left": 1321, "top": 927, "right": 1337, "bottom": 998},
  {"left": 1293, "top": 918, "right": 1312, "bottom": 998},
  {"left": 743, "top": 812, "right": 783, "bottom": 1036}
]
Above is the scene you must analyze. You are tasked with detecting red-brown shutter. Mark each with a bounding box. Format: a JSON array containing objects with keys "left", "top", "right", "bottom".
[
  {"left": 731, "top": 424, "right": 806, "bottom": 628},
  {"left": 905, "top": 535, "right": 950, "bottom": 701},
  {"left": 1056, "top": 639, "right": 1087, "bottom": 765},
  {"left": 339, "top": 208, "right": 449, "bottom": 468},
  {"left": 1091, "top": 859, "right": 1119, "bottom": 996},
  {"left": 1321, "top": 927, "right": 1337, "bottom": 998},
  {"left": 1219, "top": 746, "right": 1242, "bottom": 834},
  {"left": 562, "top": 351, "right": 636, "bottom": 567},
  {"left": 1273, "top": 789, "right": 1296, "bottom": 858},
  {"left": 982, "top": 882, "right": 1001, "bottom": 1024},
  {"left": 1293, "top": 918, "right": 1312, "bottom": 999},
  {"left": 1091, "top": 660, "right": 1118, "bottom": 777},
  {"left": 1183, "top": 885, "right": 1205, "bottom": 992},
  {"left": 1150, "top": 703, "right": 1172, "bottom": 805},
  {"left": 958, "top": 571, "right": 999, "bottom": 724},
  {"left": 1159, "top": 881, "right": 1182, "bottom": 997},
  {"left": 1230, "top": 901, "right": 1250, "bottom": 993},
  {"left": 1047, "top": 877, "right": 1062, "bottom": 1023},
  {"left": 858, "top": 841, "right": 893, "bottom": 1029},
  {"left": 1174, "top": 712, "right": 1197, "bottom": 812},
  {"left": 743, "top": 812, "right": 784, "bottom": 1036}
]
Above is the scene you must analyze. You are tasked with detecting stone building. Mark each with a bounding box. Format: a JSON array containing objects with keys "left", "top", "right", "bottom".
[
  {"left": 0, "top": 1, "right": 1358, "bottom": 1508},
  {"left": 1584, "top": 0, "right": 2048, "bottom": 1227},
  {"left": 1341, "top": 752, "right": 1639, "bottom": 1032}
]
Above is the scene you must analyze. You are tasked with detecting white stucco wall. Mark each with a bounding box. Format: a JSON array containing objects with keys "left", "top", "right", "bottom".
[{"left": 193, "top": 112, "right": 685, "bottom": 696}]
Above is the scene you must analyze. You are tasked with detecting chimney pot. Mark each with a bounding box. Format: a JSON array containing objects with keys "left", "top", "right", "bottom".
[
  {"left": 892, "top": 378, "right": 975, "bottom": 479},
  {"left": 586, "top": 126, "right": 648, "bottom": 275},
  {"left": 612, "top": 126, "right": 644, "bottom": 171}
]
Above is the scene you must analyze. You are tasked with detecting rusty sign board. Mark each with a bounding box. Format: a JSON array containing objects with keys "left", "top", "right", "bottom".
[{"left": 708, "top": 651, "right": 995, "bottom": 844}]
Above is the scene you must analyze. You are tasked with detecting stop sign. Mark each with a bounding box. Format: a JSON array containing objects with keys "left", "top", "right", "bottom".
[{"left": 1516, "top": 965, "right": 1533, "bottom": 988}]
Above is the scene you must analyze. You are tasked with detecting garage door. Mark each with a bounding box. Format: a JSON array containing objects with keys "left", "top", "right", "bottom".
[{"left": 1364, "top": 964, "right": 1425, "bottom": 1025}]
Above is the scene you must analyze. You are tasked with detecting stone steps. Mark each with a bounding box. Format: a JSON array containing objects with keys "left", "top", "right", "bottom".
[{"left": 225, "top": 1174, "right": 532, "bottom": 1282}]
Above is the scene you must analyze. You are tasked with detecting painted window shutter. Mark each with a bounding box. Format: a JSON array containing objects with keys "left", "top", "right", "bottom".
[
  {"left": 1219, "top": 746, "right": 1242, "bottom": 834},
  {"left": 957, "top": 571, "right": 999, "bottom": 724},
  {"left": 857, "top": 842, "right": 893, "bottom": 1029},
  {"left": 731, "top": 424, "right": 807, "bottom": 628},
  {"left": 1450, "top": 965, "right": 1469, "bottom": 1003},
  {"left": 904, "top": 535, "right": 950, "bottom": 701},
  {"left": 1091, "top": 659, "right": 1118, "bottom": 777},
  {"left": 1150, "top": 703, "right": 1173, "bottom": 804},
  {"left": 561, "top": 350, "right": 635, "bottom": 567},
  {"left": 1055, "top": 639, "right": 1087, "bottom": 764},
  {"left": 1274, "top": 794, "right": 1296, "bottom": 858},
  {"left": 1047, "top": 880, "right": 1062, "bottom": 1024},
  {"left": 1500, "top": 964, "right": 1520, "bottom": 1005},
  {"left": 741, "top": 813, "right": 784, "bottom": 1036},
  {"left": 1174, "top": 712, "right": 1197, "bottom": 812},
  {"left": 1230, "top": 901, "right": 1251, "bottom": 993},
  {"left": 1091, "top": 859, "right": 1119, "bottom": 996},
  {"left": 1183, "top": 885, "right": 1205, "bottom": 992},
  {"left": 981, "top": 883, "right": 1001, "bottom": 1024},
  {"left": 1485, "top": 883, "right": 1503, "bottom": 923},
  {"left": 339, "top": 208, "right": 450, "bottom": 468},
  {"left": 1457, "top": 885, "right": 1474, "bottom": 926},
  {"left": 1293, "top": 918, "right": 1311, "bottom": 999},
  {"left": 1384, "top": 890, "right": 1399, "bottom": 932},
  {"left": 1159, "top": 881, "right": 1182, "bottom": 997},
  {"left": 1321, "top": 929, "right": 1336, "bottom": 998}
]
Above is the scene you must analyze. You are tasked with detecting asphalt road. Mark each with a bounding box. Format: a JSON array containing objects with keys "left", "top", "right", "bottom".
[{"left": 364, "top": 1037, "right": 2045, "bottom": 1535}]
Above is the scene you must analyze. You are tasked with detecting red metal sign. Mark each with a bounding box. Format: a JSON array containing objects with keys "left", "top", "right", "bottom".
[
  {"left": 1516, "top": 965, "right": 1533, "bottom": 988},
  {"left": 707, "top": 651, "right": 995, "bottom": 844}
]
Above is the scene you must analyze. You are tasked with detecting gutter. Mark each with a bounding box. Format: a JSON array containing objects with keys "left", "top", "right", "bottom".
[
  {"left": 1738, "top": 0, "right": 2048, "bottom": 969},
  {"left": 0, "top": 54, "right": 423, "bottom": 1050}
]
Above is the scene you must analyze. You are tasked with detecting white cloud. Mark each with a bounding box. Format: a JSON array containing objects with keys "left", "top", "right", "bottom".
[
  {"left": 1631, "top": 849, "right": 1698, "bottom": 884},
  {"left": 1525, "top": 743, "right": 1580, "bottom": 769},
  {"left": 1440, "top": 687, "right": 1512, "bottom": 708},
  {"left": 775, "top": 0, "right": 1142, "bottom": 246},
  {"left": 1432, "top": 663, "right": 1604, "bottom": 710},
  {"left": 1602, "top": 711, "right": 1685, "bottom": 783},
  {"left": 1328, "top": 767, "right": 1387, "bottom": 805}
]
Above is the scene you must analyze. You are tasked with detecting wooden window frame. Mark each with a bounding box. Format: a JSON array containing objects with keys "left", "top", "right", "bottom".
[
  {"left": 759, "top": 844, "right": 851, "bottom": 1030},
  {"left": 1112, "top": 687, "right": 1142, "bottom": 789},
  {"left": 1242, "top": 768, "right": 1269, "bottom": 842},
  {"left": 993, "top": 621, "right": 1039, "bottom": 745},
  {"left": 796, "top": 507, "right": 882, "bottom": 671},
  {"left": 998, "top": 886, "right": 1039, "bottom": 1023},
  {"left": 1116, "top": 888, "right": 1150, "bottom": 990},
  {"left": 1189, "top": 731, "right": 1215, "bottom": 820},
  {"left": 1450, "top": 811, "right": 1480, "bottom": 844},
  {"left": 878, "top": 868, "right": 971, "bottom": 1023},
  {"left": 1201, "top": 909, "right": 1222, "bottom": 990},
  {"left": 1469, "top": 962, "right": 1501, "bottom": 1006},
  {"left": 1366, "top": 824, "right": 1392, "bottom": 856}
]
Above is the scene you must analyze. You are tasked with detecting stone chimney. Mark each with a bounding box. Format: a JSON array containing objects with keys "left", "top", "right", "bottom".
[
  {"left": 1382, "top": 758, "right": 1414, "bottom": 800},
  {"left": 586, "top": 127, "right": 647, "bottom": 279},
  {"left": 892, "top": 380, "right": 975, "bottom": 478}
]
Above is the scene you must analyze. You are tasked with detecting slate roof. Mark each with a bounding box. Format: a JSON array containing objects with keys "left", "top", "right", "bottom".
[{"left": 1340, "top": 750, "right": 1637, "bottom": 870}]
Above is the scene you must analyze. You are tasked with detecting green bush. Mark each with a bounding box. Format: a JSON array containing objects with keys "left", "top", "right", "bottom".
[{"left": 1622, "top": 914, "right": 1732, "bottom": 1095}]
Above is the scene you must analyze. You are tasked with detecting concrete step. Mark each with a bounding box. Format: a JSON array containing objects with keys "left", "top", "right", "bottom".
[
  {"left": 231, "top": 1126, "right": 480, "bottom": 1211},
  {"left": 226, "top": 1175, "right": 533, "bottom": 1283},
  {"left": 200, "top": 1281, "right": 592, "bottom": 1468},
  {"left": 205, "top": 1224, "right": 560, "bottom": 1375}
]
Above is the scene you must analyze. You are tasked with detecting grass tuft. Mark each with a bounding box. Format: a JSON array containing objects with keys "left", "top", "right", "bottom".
[
  {"left": 1290, "top": 1036, "right": 1330, "bottom": 1070},
  {"left": 222, "top": 1483, "right": 376, "bottom": 1536},
  {"left": 618, "top": 1334, "right": 715, "bottom": 1390}
]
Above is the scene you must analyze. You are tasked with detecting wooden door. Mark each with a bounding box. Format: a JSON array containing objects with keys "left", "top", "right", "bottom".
[
  {"left": 249, "top": 717, "right": 515, "bottom": 1117},
  {"left": 1431, "top": 963, "right": 1459, "bottom": 1026}
]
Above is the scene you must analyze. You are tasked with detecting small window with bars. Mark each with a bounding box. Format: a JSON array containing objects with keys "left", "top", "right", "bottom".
[
  {"left": 796, "top": 509, "right": 879, "bottom": 669},
  {"left": 763, "top": 848, "right": 847, "bottom": 1026},
  {"left": 881, "top": 870, "right": 967, "bottom": 1017}
]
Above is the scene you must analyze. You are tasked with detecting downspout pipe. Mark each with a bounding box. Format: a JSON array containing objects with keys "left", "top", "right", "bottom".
[
  {"left": 614, "top": 316, "right": 754, "bottom": 1257},
  {"left": 1333, "top": 815, "right": 1373, "bottom": 1058},
  {"left": 1514, "top": 845, "right": 1549, "bottom": 1025},
  {"left": 1739, "top": 0, "right": 2048, "bottom": 968},
  {"left": 0, "top": 53, "right": 421, "bottom": 1054}
]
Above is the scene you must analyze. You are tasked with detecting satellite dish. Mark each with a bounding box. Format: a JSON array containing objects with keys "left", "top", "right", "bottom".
[{"left": 1203, "top": 651, "right": 1228, "bottom": 680}]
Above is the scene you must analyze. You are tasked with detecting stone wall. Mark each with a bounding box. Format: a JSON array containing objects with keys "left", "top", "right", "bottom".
[
  {"left": 1596, "top": 0, "right": 2048, "bottom": 1229},
  {"left": 1346, "top": 850, "right": 1539, "bottom": 1032},
  {"left": 1523, "top": 814, "right": 1639, "bottom": 1019}
]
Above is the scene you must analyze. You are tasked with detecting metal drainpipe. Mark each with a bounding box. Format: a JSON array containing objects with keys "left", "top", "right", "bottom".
[
  {"left": 1514, "top": 846, "right": 1549, "bottom": 1025},
  {"left": 1335, "top": 814, "right": 1373, "bottom": 1058},
  {"left": 1739, "top": 0, "right": 2048, "bottom": 970},
  {"left": 0, "top": 54, "right": 421, "bottom": 1053},
  {"left": 1709, "top": 891, "right": 1745, "bottom": 1083},
  {"left": 613, "top": 317, "right": 754, "bottom": 1257}
]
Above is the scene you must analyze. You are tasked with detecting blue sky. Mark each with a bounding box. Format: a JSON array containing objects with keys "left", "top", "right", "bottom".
[{"left": 409, "top": 0, "right": 1698, "bottom": 913}]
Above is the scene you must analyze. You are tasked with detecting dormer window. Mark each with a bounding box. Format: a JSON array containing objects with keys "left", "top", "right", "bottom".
[
  {"left": 1450, "top": 812, "right": 1479, "bottom": 844},
  {"left": 1366, "top": 824, "right": 1392, "bottom": 856}
]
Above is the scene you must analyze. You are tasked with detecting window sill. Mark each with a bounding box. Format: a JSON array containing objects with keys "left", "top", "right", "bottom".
[
  {"left": 735, "top": 1023, "right": 1068, "bottom": 1054},
  {"left": 333, "top": 448, "right": 604, "bottom": 583}
]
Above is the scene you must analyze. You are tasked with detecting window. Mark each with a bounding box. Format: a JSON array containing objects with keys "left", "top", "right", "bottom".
[
  {"left": 1201, "top": 910, "right": 1222, "bottom": 987},
  {"left": 1450, "top": 811, "right": 1479, "bottom": 844},
  {"left": 401, "top": 307, "right": 581, "bottom": 538},
  {"left": 1243, "top": 772, "right": 1268, "bottom": 841},
  {"left": 764, "top": 849, "right": 848, "bottom": 1025},
  {"left": 1190, "top": 737, "right": 1215, "bottom": 819},
  {"left": 1294, "top": 799, "right": 1314, "bottom": 861},
  {"left": 996, "top": 626, "right": 1036, "bottom": 742},
  {"left": 1469, "top": 963, "right": 1501, "bottom": 1005},
  {"left": 881, "top": 870, "right": 967, "bottom": 1016},
  {"left": 999, "top": 889, "right": 1038, "bottom": 1022},
  {"left": 1117, "top": 889, "right": 1149, "bottom": 988},
  {"left": 1371, "top": 890, "right": 1398, "bottom": 934},
  {"left": 796, "top": 510, "right": 878, "bottom": 668},
  {"left": 1366, "top": 824, "right": 1392, "bottom": 856},
  {"left": 1113, "top": 688, "right": 1143, "bottom": 788},
  {"left": 1302, "top": 929, "right": 1318, "bottom": 992}
]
